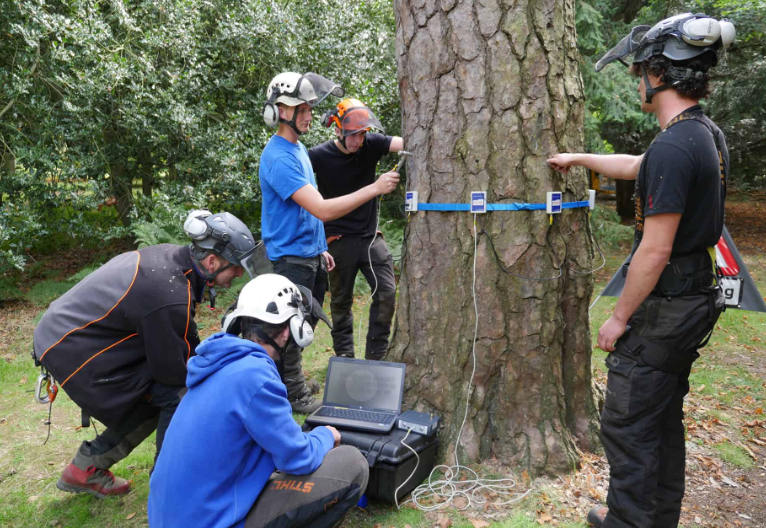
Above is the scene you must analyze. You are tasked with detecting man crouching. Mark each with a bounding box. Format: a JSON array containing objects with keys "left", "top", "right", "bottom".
[{"left": 148, "top": 274, "right": 368, "bottom": 528}]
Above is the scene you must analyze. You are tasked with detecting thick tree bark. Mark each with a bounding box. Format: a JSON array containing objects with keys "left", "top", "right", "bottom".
[{"left": 391, "top": 0, "right": 599, "bottom": 475}]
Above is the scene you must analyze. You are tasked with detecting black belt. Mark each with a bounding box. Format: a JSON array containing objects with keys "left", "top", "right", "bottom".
[{"left": 622, "top": 250, "right": 715, "bottom": 297}]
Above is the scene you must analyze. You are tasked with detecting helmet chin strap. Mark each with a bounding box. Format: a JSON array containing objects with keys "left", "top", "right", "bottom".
[
  {"left": 253, "top": 327, "right": 287, "bottom": 377},
  {"left": 280, "top": 108, "right": 306, "bottom": 136},
  {"left": 641, "top": 63, "right": 676, "bottom": 104}
]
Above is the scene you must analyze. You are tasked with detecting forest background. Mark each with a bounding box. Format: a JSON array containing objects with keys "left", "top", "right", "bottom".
[{"left": 1, "top": 0, "right": 764, "bottom": 280}]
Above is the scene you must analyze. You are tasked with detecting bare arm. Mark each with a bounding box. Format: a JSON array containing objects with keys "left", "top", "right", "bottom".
[
  {"left": 389, "top": 136, "right": 404, "bottom": 152},
  {"left": 292, "top": 173, "right": 399, "bottom": 223},
  {"left": 597, "top": 213, "right": 681, "bottom": 351},
  {"left": 547, "top": 153, "right": 644, "bottom": 181}
]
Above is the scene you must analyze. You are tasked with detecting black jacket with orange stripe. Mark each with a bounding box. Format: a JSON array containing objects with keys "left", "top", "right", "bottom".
[{"left": 33, "top": 244, "right": 205, "bottom": 429}]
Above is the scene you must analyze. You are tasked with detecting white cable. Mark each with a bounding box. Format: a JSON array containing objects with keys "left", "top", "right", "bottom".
[
  {"left": 395, "top": 214, "right": 532, "bottom": 511},
  {"left": 394, "top": 428, "right": 419, "bottom": 509},
  {"left": 357, "top": 196, "right": 382, "bottom": 355},
  {"left": 453, "top": 214, "right": 480, "bottom": 471}
]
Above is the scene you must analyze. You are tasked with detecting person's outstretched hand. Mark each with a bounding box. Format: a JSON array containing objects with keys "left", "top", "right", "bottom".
[{"left": 547, "top": 153, "right": 580, "bottom": 174}]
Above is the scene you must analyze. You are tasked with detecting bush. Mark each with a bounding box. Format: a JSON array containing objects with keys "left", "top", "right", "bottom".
[{"left": 591, "top": 206, "right": 633, "bottom": 250}]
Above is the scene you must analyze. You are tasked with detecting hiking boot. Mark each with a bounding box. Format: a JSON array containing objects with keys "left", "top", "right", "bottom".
[
  {"left": 56, "top": 463, "right": 131, "bottom": 499},
  {"left": 290, "top": 394, "right": 321, "bottom": 414},
  {"left": 306, "top": 378, "right": 321, "bottom": 395},
  {"left": 586, "top": 506, "right": 608, "bottom": 527}
]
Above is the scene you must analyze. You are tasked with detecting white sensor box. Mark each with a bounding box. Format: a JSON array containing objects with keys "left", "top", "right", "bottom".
[
  {"left": 546, "top": 191, "right": 562, "bottom": 214},
  {"left": 588, "top": 189, "right": 596, "bottom": 210},
  {"left": 405, "top": 191, "right": 419, "bottom": 212},
  {"left": 470, "top": 191, "right": 487, "bottom": 214}
]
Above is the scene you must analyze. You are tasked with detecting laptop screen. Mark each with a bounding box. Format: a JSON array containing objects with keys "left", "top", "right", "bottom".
[{"left": 324, "top": 358, "right": 405, "bottom": 413}]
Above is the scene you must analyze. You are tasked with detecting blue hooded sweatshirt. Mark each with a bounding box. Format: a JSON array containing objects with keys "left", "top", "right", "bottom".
[{"left": 148, "top": 333, "right": 334, "bottom": 528}]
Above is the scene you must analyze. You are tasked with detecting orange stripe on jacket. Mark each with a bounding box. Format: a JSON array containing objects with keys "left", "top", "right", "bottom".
[
  {"left": 184, "top": 273, "right": 192, "bottom": 362},
  {"left": 40, "top": 252, "right": 141, "bottom": 362},
  {"left": 60, "top": 333, "right": 139, "bottom": 387}
]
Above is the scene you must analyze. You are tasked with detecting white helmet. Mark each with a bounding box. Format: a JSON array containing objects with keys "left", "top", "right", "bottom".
[
  {"left": 262, "top": 72, "right": 345, "bottom": 127},
  {"left": 221, "top": 274, "right": 314, "bottom": 348}
]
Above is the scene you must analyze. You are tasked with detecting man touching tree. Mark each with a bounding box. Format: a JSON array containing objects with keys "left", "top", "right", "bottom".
[
  {"left": 310, "top": 98, "right": 403, "bottom": 360},
  {"left": 549, "top": 14, "right": 734, "bottom": 527}
]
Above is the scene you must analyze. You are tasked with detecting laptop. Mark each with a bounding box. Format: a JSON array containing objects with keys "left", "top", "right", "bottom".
[{"left": 305, "top": 357, "right": 406, "bottom": 434}]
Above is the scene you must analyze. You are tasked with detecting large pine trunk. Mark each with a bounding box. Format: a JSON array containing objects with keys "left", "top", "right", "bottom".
[{"left": 390, "top": 0, "right": 599, "bottom": 475}]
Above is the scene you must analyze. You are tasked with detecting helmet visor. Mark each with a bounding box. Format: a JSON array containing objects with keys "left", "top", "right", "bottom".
[
  {"left": 595, "top": 25, "right": 651, "bottom": 72},
  {"left": 238, "top": 241, "right": 273, "bottom": 279},
  {"left": 340, "top": 107, "right": 385, "bottom": 137},
  {"left": 296, "top": 73, "right": 345, "bottom": 108}
]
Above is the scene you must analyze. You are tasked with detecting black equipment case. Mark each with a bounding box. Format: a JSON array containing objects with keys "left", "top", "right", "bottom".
[{"left": 307, "top": 426, "right": 438, "bottom": 504}]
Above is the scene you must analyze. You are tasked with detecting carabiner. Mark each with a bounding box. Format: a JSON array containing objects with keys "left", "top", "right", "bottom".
[
  {"left": 34, "top": 372, "right": 58, "bottom": 404},
  {"left": 34, "top": 372, "right": 50, "bottom": 404}
]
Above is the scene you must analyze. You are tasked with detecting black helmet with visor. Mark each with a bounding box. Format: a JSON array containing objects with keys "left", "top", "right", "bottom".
[{"left": 596, "top": 13, "right": 735, "bottom": 102}]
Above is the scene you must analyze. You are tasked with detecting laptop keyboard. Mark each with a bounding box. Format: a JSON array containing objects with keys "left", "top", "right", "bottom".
[{"left": 316, "top": 407, "right": 395, "bottom": 424}]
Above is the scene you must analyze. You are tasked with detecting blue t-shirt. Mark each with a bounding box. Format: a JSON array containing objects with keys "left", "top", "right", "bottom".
[{"left": 259, "top": 135, "right": 328, "bottom": 260}]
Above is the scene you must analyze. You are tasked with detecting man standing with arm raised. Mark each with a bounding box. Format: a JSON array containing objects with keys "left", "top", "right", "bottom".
[
  {"left": 549, "top": 14, "right": 734, "bottom": 528},
  {"left": 309, "top": 98, "right": 403, "bottom": 360}
]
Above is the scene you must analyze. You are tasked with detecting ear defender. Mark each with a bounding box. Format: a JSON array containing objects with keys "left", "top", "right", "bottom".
[
  {"left": 289, "top": 313, "right": 314, "bottom": 348},
  {"left": 263, "top": 102, "right": 279, "bottom": 127},
  {"left": 320, "top": 108, "right": 338, "bottom": 128},
  {"left": 184, "top": 211, "right": 212, "bottom": 241}
]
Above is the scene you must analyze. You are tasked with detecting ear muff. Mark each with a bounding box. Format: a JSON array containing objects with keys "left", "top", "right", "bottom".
[
  {"left": 289, "top": 313, "right": 314, "bottom": 348},
  {"left": 263, "top": 102, "right": 279, "bottom": 127},
  {"left": 321, "top": 108, "right": 338, "bottom": 128},
  {"left": 185, "top": 214, "right": 211, "bottom": 241}
]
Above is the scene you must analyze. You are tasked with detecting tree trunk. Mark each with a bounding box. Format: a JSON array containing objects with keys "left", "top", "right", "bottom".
[
  {"left": 615, "top": 179, "right": 634, "bottom": 221},
  {"left": 391, "top": 0, "right": 599, "bottom": 475},
  {"left": 139, "top": 149, "right": 153, "bottom": 198},
  {"left": 0, "top": 145, "right": 14, "bottom": 209},
  {"left": 111, "top": 162, "right": 133, "bottom": 227}
]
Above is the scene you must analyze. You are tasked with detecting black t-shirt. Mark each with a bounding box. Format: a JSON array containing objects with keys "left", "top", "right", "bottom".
[
  {"left": 632, "top": 106, "right": 728, "bottom": 259},
  {"left": 309, "top": 133, "right": 393, "bottom": 237}
]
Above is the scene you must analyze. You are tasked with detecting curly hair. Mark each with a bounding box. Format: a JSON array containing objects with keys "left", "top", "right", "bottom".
[{"left": 631, "top": 52, "right": 716, "bottom": 100}]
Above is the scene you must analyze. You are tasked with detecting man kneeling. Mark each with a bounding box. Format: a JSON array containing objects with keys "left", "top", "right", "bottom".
[{"left": 148, "top": 274, "right": 368, "bottom": 528}]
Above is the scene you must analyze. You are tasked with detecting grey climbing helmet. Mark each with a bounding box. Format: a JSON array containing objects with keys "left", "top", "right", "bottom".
[
  {"left": 596, "top": 13, "right": 735, "bottom": 72},
  {"left": 184, "top": 210, "right": 260, "bottom": 278}
]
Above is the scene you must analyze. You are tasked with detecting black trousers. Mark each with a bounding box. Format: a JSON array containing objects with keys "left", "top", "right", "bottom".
[
  {"left": 272, "top": 255, "right": 328, "bottom": 400},
  {"left": 601, "top": 292, "right": 723, "bottom": 528},
  {"left": 74, "top": 381, "right": 185, "bottom": 471},
  {"left": 327, "top": 235, "right": 396, "bottom": 360}
]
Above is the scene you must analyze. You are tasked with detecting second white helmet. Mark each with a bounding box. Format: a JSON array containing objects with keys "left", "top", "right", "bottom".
[{"left": 222, "top": 274, "right": 314, "bottom": 348}]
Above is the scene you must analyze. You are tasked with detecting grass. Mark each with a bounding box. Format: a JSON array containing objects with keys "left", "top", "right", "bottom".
[
  {"left": 1, "top": 235, "right": 765, "bottom": 527},
  {"left": 711, "top": 441, "right": 756, "bottom": 469}
]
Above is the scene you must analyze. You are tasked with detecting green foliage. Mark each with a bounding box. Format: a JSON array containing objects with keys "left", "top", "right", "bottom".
[
  {"left": 591, "top": 206, "right": 633, "bottom": 250},
  {"left": 0, "top": 277, "right": 23, "bottom": 302},
  {"left": 712, "top": 441, "right": 755, "bottom": 468},
  {"left": 67, "top": 264, "right": 101, "bottom": 283},
  {"left": 1, "top": 0, "right": 398, "bottom": 269},
  {"left": 576, "top": 0, "right": 766, "bottom": 186},
  {"left": 23, "top": 280, "right": 73, "bottom": 307}
]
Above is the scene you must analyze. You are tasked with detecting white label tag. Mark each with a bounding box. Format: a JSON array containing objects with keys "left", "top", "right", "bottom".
[{"left": 720, "top": 277, "right": 743, "bottom": 307}]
